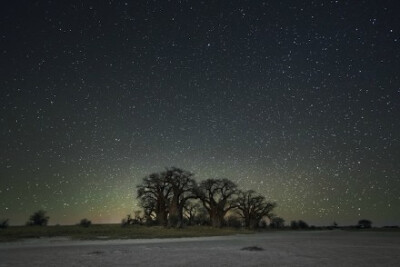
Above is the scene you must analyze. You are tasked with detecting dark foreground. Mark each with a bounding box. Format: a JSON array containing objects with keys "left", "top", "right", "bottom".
[{"left": 1, "top": 230, "right": 399, "bottom": 266}]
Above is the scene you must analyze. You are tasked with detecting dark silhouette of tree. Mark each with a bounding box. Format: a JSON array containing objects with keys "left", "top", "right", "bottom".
[
  {"left": 270, "top": 217, "right": 285, "bottom": 229},
  {"left": 358, "top": 219, "right": 372, "bottom": 229},
  {"left": 291, "top": 220, "right": 308, "bottom": 229},
  {"left": 139, "top": 196, "right": 157, "bottom": 224},
  {"left": 27, "top": 210, "right": 49, "bottom": 226},
  {"left": 79, "top": 218, "right": 92, "bottom": 227},
  {"left": 196, "top": 178, "right": 238, "bottom": 228},
  {"left": 121, "top": 214, "right": 133, "bottom": 226},
  {"left": 122, "top": 210, "right": 145, "bottom": 226},
  {"left": 192, "top": 205, "right": 210, "bottom": 225},
  {"left": 235, "top": 190, "right": 276, "bottom": 229},
  {"left": 0, "top": 218, "right": 9, "bottom": 229},
  {"left": 290, "top": 220, "right": 298, "bottom": 229},
  {"left": 298, "top": 220, "right": 309, "bottom": 229},
  {"left": 137, "top": 172, "right": 172, "bottom": 226},
  {"left": 133, "top": 210, "right": 144, "bottom": 224},
  {"left": 165, "top": 167, "right": 197, "bottom": 228},
  {"left": 184, "top": 200, "right": 202, "bottom": 226}
]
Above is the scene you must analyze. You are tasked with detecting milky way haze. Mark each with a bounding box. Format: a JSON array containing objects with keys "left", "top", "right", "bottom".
[{"left": 1, "top": 1, "right": 399, "bottom": 226}]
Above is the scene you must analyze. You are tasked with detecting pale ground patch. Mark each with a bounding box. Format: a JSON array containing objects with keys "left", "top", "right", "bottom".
[{"left": 1, "top": 230, "right": 399, "bottom": 266}]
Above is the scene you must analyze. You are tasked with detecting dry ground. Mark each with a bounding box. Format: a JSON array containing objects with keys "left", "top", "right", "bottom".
[{"left": 1, "top": 230, "right": 399, "bottom": 266}]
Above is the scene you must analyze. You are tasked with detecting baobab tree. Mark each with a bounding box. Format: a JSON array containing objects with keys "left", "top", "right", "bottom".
[
  {"left": 197, "top": 178, "right": 238, "bottom": 228},
  {"left": 164, "top": 167, "right": 197, "bottom": 227},
  {"left": 137, "top": 172, "right": 171, "bottom": 226},
  {"left": 235, "top": 190, "right": 276, "bottom": 229}
]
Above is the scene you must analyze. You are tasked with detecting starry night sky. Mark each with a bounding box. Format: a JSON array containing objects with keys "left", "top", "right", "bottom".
[{"left": 1, "top": 1, "right": 399, "bottom": 226}]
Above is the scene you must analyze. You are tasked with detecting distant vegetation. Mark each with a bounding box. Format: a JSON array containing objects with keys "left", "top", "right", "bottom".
[
  {"left": 79, "top": 218, "right": 92, "bottom": 228},
  {"left": 290, "top": 220, "right": 309, "bottom": 230},
  {"left": 358, "top": 219, "right": 372, "bottom": 229},
  {"left": 270, "top": 217, "right": 285, "bottom": 229},
  {"left": 0, "top": 219, "right": 9, "bottom": 229},
  {"left": 26, "top": 210, "right": 49, "bottom": 226}
]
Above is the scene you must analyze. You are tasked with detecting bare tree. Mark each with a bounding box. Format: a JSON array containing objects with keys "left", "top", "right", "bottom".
[
  {"left": 197, "top": 178, "right": 238, "bottom": 228},
  {"left": 137, "top": 172, "right": 171, "bottom": 226},
  {"left": 139, "top": 195, "right": 157, "bottom": 224},
  {"left": 235, "top": 190, "right": 276, "bottom": 229},
  {"left": 183, "top": 200, "right": 202, "bottom": 225},
  {"left": 165, "top": 167, "right": 197, "bottom": 227}
]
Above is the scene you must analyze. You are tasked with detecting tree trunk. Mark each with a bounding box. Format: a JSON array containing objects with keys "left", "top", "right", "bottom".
[
  {"left": 156, "top": 197, "right": 168, "bottom": 226},
  {"left": 168, "top": 195, "right": 184, "bottom": 228},
  {"left": 156, "top": 208, "right": 168, "bottom": 226},
  {"left": 249, "top": 218, "right": 258, "bottom": 229},
  {"left": 210, "top": 208, "right": 224, "bottom": 228}
]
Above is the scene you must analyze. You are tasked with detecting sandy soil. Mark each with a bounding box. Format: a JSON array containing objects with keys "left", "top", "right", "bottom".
[{"left": 1, "top": 230, "right": 399, "bottom": 266}]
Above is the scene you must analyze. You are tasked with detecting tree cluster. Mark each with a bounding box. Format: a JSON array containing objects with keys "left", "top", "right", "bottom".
[{"left": 136, "top": 167, "right": 277, "bottom": 228}]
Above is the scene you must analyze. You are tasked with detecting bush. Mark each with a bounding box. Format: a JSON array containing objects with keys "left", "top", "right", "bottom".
[
  {"left": 121, "top": 212, "right": 145, "bottom": 227},
  {"left": 79, "top": 218, "right": 92, "bottom": 227},
  {"left": 358, "top": 219, "right": 372, "bottom": 229},
  {"left": 27, "top": 210, "right": 49, "bottom": 226},
  {"left": 0, "top": 219, "right": 9, "bottom": 229}
]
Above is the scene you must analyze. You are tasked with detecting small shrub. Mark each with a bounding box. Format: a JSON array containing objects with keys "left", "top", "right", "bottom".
[
  {"left": 0, "top": 219, "right": 9, "bottom": 229},
  {"left": 358, "top": 219, "right": 372, "bottom": 229},
  {"left": 79, "top": 218, "right": 92, "bottom": 227},
  {"left": 121, "top": 212, "right": 144, "bottom": 227}
]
